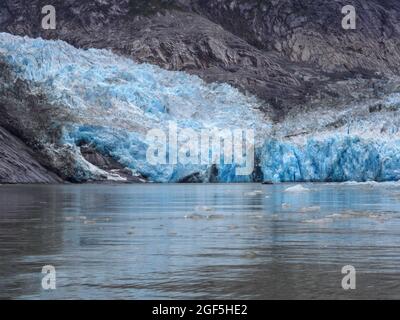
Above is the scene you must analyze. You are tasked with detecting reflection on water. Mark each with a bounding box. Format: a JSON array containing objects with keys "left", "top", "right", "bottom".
[{"left": 1, "top": 183, "right": 400, "bottom": 299}]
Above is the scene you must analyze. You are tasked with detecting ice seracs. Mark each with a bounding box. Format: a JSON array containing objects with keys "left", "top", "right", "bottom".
[
  {"left": 0, "top": 32, "right": 269, "bottom": 182},
  {"left": 2, "top": 32, "right": 400, "bottom": 183}
]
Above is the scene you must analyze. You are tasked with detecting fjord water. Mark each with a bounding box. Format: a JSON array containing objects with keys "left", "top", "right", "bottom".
[{"left": 1, "top": 183, "right": 400, "bottom": 299}]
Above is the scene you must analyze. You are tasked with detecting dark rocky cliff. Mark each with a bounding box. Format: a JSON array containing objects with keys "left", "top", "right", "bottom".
[{"left": 0, "top": 126, "right": 61, "bottom": 183}]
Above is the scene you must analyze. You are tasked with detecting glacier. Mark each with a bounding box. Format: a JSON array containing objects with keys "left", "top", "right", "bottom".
[
  {"left": 1, "top": 32, "right": 400, "bottom": 183},
  {"left": 0, "top": 32, "right": 270, "bottom": 182},
  {"left": 261, "top": 137, "right": 400, "bottom": 183},
  {"left": 260, "top": 92, "right": 400, "bottom": 183}
]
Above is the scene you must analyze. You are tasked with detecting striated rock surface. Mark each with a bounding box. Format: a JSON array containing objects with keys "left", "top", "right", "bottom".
[
  {"left": 0, "top": 126, "right": 62, "bottom": 183},
  {"left": 188, "top": 0, "right": 400, "bottom": 75}
]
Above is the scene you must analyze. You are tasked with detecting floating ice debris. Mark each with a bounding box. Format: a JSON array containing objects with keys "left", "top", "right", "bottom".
[
  {"left": 300, "top": 206, "right": 320, "bottom": 213},
  {"left": 83, "top": 220, "right": 96, "bottom": 225},
  {"left": 303, "top": 218, "right": 332, "bottom": 224},
  {"left": 249, "top": 214, "right": 263, "bottom": 219},
  {"left": 326, "top": 213, "right": 342, "bottom": 219},
  {"left": 184, "top": 213, "right": 204, "bottom": 220},
  {"left": 326, "top": 210, "right": 391, "bottom": 220},
  {"left": 340, "top": 181, "right": 380, "bottom": 187},
  {"left": 244, "top": 251, "right": 258, "bottom": 259},
  {"left": 285, "top": 185, "right": 310, "bottom": 192},
  {"left": 206, "top": 214, "right": 224, "bottom": 220},
  {"left": 195, "top": 206, "right": 214, "bottom": 212},
  {"left": 244, "top": 190, "right": 263, "bottom": 196}
]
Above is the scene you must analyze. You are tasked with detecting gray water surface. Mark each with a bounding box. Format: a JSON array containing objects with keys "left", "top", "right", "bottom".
[{"left": 1, "top": 183, "right": 400, "bottom": 299}]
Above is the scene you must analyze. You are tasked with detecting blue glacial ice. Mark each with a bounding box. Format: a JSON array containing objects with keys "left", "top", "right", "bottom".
[
  {"left": 0, "top": 33, "right": 268, "bottom": 182},
  {"left": 260, "top": 137, "right": 400, "bottom": 183},
  {"left": 2, "top": 32, "right": 400, "bottom": 183},
  {"left": 260, "top": 93, "right": 400, "bottom": 183}
]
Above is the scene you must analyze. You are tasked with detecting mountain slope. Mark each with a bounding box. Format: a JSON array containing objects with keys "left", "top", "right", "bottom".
[{"left": 2, "top": 0, "right": 400, "bottom": 114}]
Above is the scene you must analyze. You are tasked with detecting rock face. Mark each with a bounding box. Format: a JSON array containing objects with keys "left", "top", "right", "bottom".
[
  {"left": 0, "top": 126, "right": 61, "bottom": 183},
  {"left": 1, "top": 0, "right": 400, "bottom": 183},
  {"left": 188, "top": 0, "right": 400, "bottom": 74},
  {"left": 2, "top": 0, "right": 400, "bottom": 113},
  {"left": 79, "top": 144, "right": 148, "bottom": 182}
]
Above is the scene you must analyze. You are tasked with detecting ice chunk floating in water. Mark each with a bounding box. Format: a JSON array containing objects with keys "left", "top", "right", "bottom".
[
  {"left": 2, "top": 32, "right": 400, "bottom": 182},
  {"left": 285, "top": 185, "right": 310, "bottom": 193}
]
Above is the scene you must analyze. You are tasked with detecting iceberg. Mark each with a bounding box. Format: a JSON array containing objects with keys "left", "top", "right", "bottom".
[{"left": 284, "top": 185, "right": 310, "bottom": 192}]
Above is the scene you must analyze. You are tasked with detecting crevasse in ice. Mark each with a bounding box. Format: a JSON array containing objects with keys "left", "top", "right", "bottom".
[
  {"left": 261, "top": 137, "right": 400, "bottom": 182},
  {"left": 0, "top": 32, "right": 269, "bottom": 182},
  {"left": 260, "top": 93, "right": 400, "bottom": 183},
  {"left": 2, "top": 32, "right": 400, "bottom": 182}
]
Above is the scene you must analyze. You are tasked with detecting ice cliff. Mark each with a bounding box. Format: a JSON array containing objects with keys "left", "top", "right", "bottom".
[
  {"left": 1, "top": 33, "right": 400, "bottom": 183},
  {"left": 0, "top": 33, "right": 269, "bottom": 182}
]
